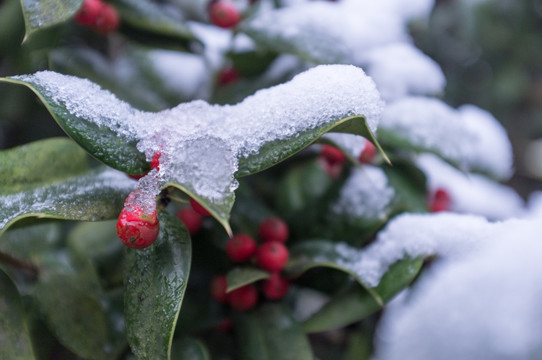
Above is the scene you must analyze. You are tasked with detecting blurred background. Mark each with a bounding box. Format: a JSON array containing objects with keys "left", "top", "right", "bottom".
[{"left": 1, "top": 0, "right": 541, "bottom": 196}]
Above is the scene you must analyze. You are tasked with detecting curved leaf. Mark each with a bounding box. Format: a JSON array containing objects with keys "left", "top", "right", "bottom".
[
  {"left": 235, "top": 303, "right": 313, "bottom": 360},
  {"left": 110, "top": 0, "right": 196, "bottom": 42},
  {"left": 285, "top": 240, "right": 383, "bottom": 303},
  {"left": 0, "top": 76, "right": 149, "bottom": 175},
  {"left": 124, "top": 212, "right": 191, "bottom": 360},
  {"left": 0, "top": 167, "right": 136, "bottom": 236},
  {"left": 0, "top": 269, "right": 36, "bottom": 360},
  {"left": 302, "top": 258, "right": 423, "bottom": 333},
  {"left": 1, "top": 66, "right": 383, "bottom": 236},
  {"left": 0, "top": 137, "right": 88, "bottom": 194},
  {"left": 20, "top": 0, "right": 83, "bottom": 41},
  {"left": 170, "top": 337, "right": 211, "bottom": 360},
  {"left": 226, "top": 267, "right": 270, "bottom": 292}
]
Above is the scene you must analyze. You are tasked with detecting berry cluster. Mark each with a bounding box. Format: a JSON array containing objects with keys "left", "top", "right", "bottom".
[
  {"left": 319, "top": 140, "right": 377, "bottom": 177},
  {"left": 210, "top": 216, "right": 292, "bottom": 311},
  {"left": 73, "top": 0, "right": 119, "bottom": 34}
]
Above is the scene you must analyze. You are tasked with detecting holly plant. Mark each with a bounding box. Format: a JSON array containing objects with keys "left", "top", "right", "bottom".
[{"left": 0, "top": 1, "right": 530, "bottom": 360}]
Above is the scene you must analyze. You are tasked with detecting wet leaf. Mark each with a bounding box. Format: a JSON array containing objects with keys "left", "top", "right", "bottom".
[
  {"left": 302, "top": 258, "right": 423, "bottom": 333},
  {"left": 124, "top": 212, "right": 191, "bottom": 360},
  {"left": 170, "top": 337, "right": 211, "bottom": 360},
  {"left": 226, "top": 267, "right": 270, "bottom": 292},
  {"left": 0, "top": 137, "right": 88, "bottom": 194},
  {"left": 235, "top": 303, "right": 313, "bottom": 360},
  {"left": 0, "top": 269, "right": 36, "bottom": 360},
  {"left": 0, "top": 167, "right": 136, "bottom": 236},
  {"left": 20, "top": 0, "right": 83, "bottom": 41}
]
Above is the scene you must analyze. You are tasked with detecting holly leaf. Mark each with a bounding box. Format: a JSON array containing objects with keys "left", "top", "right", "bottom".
[
  {"left": 0, "top": 137, "right": 88, "bottom": 194},
  {"left": 124, "top": 212, "right": 191, "bottom": 360},
  {"left": 19, "top": 0, "right": 83, "bottom": 41},
  {"left": 1, "top": 65, "right": 383, "bottom": 235},
  {"left": 170, "top": 337, "right": 211, "bottom": 360},
  {"left": 0, "top": 167, "right": 136, "bottom": 236},
  {"left": 235, "top": 303, "right": 313, "bottom": 360},
  {"left": 0, "top": 269, "right": 36, "bottom": 360},
  {"left": 301, "top": 257, "right": 423, "bottom": 333},
  {"left": 226, "top": 267, "right": 270, "bottom": 292},
  {"left": 110, "top": 0, "right": 197, "bottom": 42}
]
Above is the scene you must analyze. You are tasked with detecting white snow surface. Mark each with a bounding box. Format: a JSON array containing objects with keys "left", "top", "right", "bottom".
[
  {"left": 242, "top": 1, "right": 408, "bottom": 64},
  {"left": 417, "top": 154, "right": 524, "bottom": 220},
  {"left": 361, "top": 43, "right": 445, "bottom": 101},
  {"left": 459, "top": 104, "right": 514, "bottom": 180},
  {"left": 375, "top": 217, "right": 542, "bottom": 360},
  {"left": 381, "top": 98, "right": 513, "bottom": 178},
  {"left": 331, "top": 166, "right": 394, "bottom": 220},
  {"left": 15, "top": 65, "right": 383, "bottom": 210}
]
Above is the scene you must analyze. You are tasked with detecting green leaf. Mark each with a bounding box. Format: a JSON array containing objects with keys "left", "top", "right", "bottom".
[
  {"left": 0, "top": 222, "right": 62, "bottom": 262},
  {"left": 384, "top": 159, "right": 429, "bottom": 213},
  {"left": 302, "top": 258, "right": 423, "bottom": 333},
  {"left": 285, "top": 240, "right": 384, "bottom": 304},
  {"left": 124, "top": 212, "right": 191, "bottom": 360},
  {"left": 34, "top": 271, "right": 110, "bottom": 360},
  {"left": 20, "top": 0, "right": 83, "bottom": 41},
  {"left": 235, "top": 303, "right": 313, "bottom": 360},
  {"left": 0, "top": 76, "right": 149, "bottom": 175},
  {"left": 0, "top": 269, "right": 36, "bottom": 360},
  {"left": 0, "top": 167, "right": 135, "bottom": 236},
  {"left": 237, "top": 115, "right": 386, "bottom": 176},
  {"left": 110, "top": 0, "right": 197, "bottom": 42},
  {"left": 170, "top": 337, "right": 211, "bottom": 360},
  {"left": 0, "top": 137, "right": 88, "bottom": 194},
  {"left": 226, "top": 267, "right": 270, "bottom": 292}
]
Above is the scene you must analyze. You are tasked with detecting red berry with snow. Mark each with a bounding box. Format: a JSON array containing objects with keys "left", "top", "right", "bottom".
[
  {"left": 94, "top": 3, "right": 119, "bottom": 34},
  {"left": 177, "top": 208, "right": 203, "bottom": 235},
  {"left": 321, "top": 145, "right": 346, "bottom": 165},
  {"left": 259, "top": 217, "right": 289, "bottom": 243},
  {"left": 228, "top": 284, "right": 258, "bottom": 311},
  {"left": 150, "top": 152, "right": 161, "bottom": 171},
  {"left": 256, "top": 241, "right": 289, "bottom": 272},
  {"left": 209, "top": 1, "right": 241, "bottom": 29},
  {"left": 226, "top": 234, "right": 257, "bottom": 263},
  {"left": 359, "top": 141, "right": 377, "bottom": 164},
  {"left": 210, "top": 275, "right": 229, "bottom": 303},
  {"left": 262, "top": 273, "right": 290, "bottom": 300},
  {"left": 74, "top": 0, "right": 103, "bottom": 26},
  {"left": 116, "top": 205, "right": 159, "bottom": 249},
  {"left": 429, "top": 188, "right": 452, "bottom": 212},
  {"left": 190, "top": 198, "right": 211, "bottom": 216}
]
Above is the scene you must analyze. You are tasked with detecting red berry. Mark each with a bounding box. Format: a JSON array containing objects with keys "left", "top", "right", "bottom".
[
  {"left": 210, "top": 275, "right": 228, "bottom": 303},
  {"left": 359, "top": 141, "right": 377, "bottom": 164},
  {"left": 190, "top": 198, "right": 211, "bottom": 216},
  {"left": 74, "top": 0, "right": 103, "bottom": 26},
  {"left": 116, "top": 204, "right": 159, "bottom": 249},
  {"left": 321, "top": 145, "right": 346, "bottom": 165},
  {"left": 177, "top": 208, "right": 203, "bottom": 235},
  {"left": 94, "top": 3, "right": 119, "bottom": 34},
  {"left": 318, "top": 157, "right": 343, "bottom": 179},
  {"left": 150, "top": 152, "right": 161, "bottom": 171},
  {"left": 262, "top": 273, "right": 290, "bottom": 300},
  {"left": 228, "top": 284, "right": 258, "bottom": 311},
  {"left": 429, "top": 188, "right": 452, "bottom": 212},
  {"left": 226, "top": 234, "right": 257, "bottom": 263},
  {"left": 217, "top": 66, "right": 241, "bottom": 86},
  {"left": 259, "top": 217, "right": 289, "bottom": 243},
  {"left": 256, "top": 241, "right": 289, "bottom": 272},
  {"left": 209, "top": 1, "right": 241, "bottom": 29},
  {"left": 127, "top": 173, "right": 145, "bottom": 180}
]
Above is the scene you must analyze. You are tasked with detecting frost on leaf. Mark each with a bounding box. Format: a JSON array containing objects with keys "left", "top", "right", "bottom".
[
  {"left": 10, "top": 65, "right": 383, "bottom": 227},
  {"left": 375, "top": 218, "right": 542, "bottom": 360}
]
